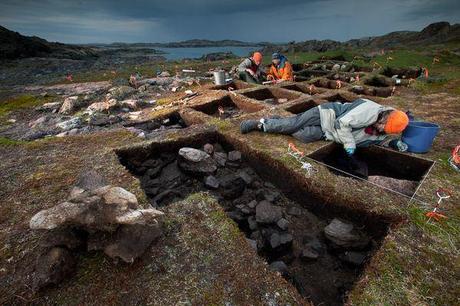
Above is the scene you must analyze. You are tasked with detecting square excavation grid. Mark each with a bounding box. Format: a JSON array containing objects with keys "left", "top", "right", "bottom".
[
  {"left": 210, "top": 80, "right": 255, "bottom": 91},
  {"left": 191, "top": 94, "right": 265, "bottom": 119},
  {"left": 116, "top": 131, "right": 390, "bottom": 306},
  {"left": 308, "top": 143, "right": 434, "bottom": 196},
  {"left": 284, "top": 100, "right": 319, "bottom": 114},
  {"left": 241, "top": 87, "right": 304, "bottom": 105}
]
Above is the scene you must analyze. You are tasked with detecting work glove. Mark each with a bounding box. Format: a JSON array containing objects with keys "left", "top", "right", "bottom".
[
  {"left": 389, "top": 139, "right": 408, "bottom": 152},
  {"left": 345, "top": 148, "right": 355, "bottom": 155}
]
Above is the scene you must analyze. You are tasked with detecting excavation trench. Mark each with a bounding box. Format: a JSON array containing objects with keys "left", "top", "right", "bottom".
[
  {"left": 191, "top": 95, "right": 264, "bottom": 119},
  {"left": 210, "top": 80, "right": 255, "bottom": 91},
  {"left": 116, "top": 131, "right": 392, "bottom": 306},
  {"left": 124, "top": 112, "right": 186, "bottom": 136},
  {"left": 241, "top": 88, "right": 303, "bottom": 105},
  {"left": 309, "top": 143, "right": 435, "bottom": 196}
]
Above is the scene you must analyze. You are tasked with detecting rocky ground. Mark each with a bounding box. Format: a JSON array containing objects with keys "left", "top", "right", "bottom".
[{"left": 0, "top": 46, "right": 459, "bottom": 305}]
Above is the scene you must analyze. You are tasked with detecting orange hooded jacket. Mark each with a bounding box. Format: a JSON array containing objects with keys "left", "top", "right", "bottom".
[{"left": 268, "top": 61, "right": 294, "bottom": 81}]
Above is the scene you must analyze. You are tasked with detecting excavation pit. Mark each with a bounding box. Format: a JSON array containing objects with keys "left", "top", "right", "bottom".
[
  {"left": 309, "top": 143, "right": 434, "bottom": 196},
  {"left": 241, "top": 88, "right": 303, "bottom": 105},
  {"left": 210, "top": 80, "right": 255, "bottom": 91},
  {"left": 280, "top": 83, "right": 326, "bottom": 95},
  {"left": 285, "top": 100, "right": 319, "bottom": 114},
  {"left": 116, "top": 133, "right": 391, "bottom": 306},
  {"left": 323, "top": 93, "right": 357, "bottom": 102},
  {"left": 191, "top": 95, "right": 265, "bottom": 119}
]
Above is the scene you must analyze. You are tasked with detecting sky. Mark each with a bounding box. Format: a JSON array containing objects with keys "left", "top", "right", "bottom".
[{"left": 0, "top": 0, "right": 459, "bottom": 44}]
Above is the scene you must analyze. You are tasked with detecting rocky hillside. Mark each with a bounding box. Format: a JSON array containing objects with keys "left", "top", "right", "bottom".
[
  {"left": 0, "top": 26, "right": 98, "bottom": 60},
  {"left": 263, "top": 21, "right": 460, "bottom": 54}
]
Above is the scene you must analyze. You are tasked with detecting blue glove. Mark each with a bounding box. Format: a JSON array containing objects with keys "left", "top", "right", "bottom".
[{"left": 345, "top": 148, "right": 355, "bottom": 155}]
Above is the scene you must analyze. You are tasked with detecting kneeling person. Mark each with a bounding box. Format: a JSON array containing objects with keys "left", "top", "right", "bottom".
[
  {"left": 267, "top": 52, "right": 293, "bottom": 82},
  {"left": 237, "top": 52, "right": 264, "bottom": 84},
  {"left": 240, "top": 98, "right": 409, "bottom": 154}
]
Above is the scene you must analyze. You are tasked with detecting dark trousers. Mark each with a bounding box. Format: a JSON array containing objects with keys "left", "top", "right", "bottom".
[
  {"left": 239, "top": 71, "right": 261, "bottom": 84},
  {"left": 263, "top": 107, "right": 324, "bottom": 143}
]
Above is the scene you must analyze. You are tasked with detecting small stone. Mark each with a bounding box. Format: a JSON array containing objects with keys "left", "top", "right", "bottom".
[
  {"left": 270, "top": 233, "right": 281, "bottom": 249},
  {"left": 32, "top": 247, "right": 76, "bottom": 290},
  {"left": 246, "top": 238, "right": 257, "bottom": 251},
  {"left": 219, "top": 174, "right": 246, "bottom": 199},
  {"left": 300, "top": 246, "right": 319, "bottom": 261},
  {"left": 213, "top": 152, "right": 227, "bottom": 167},
  {"left": 287, "top": 207, "right": 302, "bottom": 216},
  {"left": 238, "top": 170, "right": 253, "bottom": 185},
  {"left": 256, "top": 201, "right": 283, "bottom": 224},
  {"left": 247, "top": 200, "right": 258, "bottom": 209},
  {"left": 269, "top": 261, "right": 288, "bottom": 276},
  {"left": 247, "top": 216, "right": 258, "bottom": 230},
  {"left": 204, "top": 175, "right": 219, "bottom": 189},
  {"left": 279, "top": 233, "right": 293, "bottom": 245},
  {"left": 56, "top": 117, "right": 81, "bottom": 131},
  {"left": 277, "top": 218, "right": 289, "bottom": 230},
  {"left": 59, "top": 96, "right": 80, "bottom": 114},
  {"left": 177, "top": 147, "right": 217, "bottom": 175},
  {"left": 228, "top": 150, "right": 241, "bottom": 162},
  {"left": 203, "top": 143, "right": 214, "bottom": 154}
]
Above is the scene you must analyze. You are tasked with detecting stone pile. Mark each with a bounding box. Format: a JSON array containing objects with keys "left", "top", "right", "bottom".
[{"left": 29, "top": 170, "right": 164, "bottom": 290}]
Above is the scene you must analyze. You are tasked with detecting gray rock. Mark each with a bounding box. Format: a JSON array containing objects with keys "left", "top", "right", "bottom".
[
  {"left": 247, "top": 200, "right": 258, "bottom": 209},
  {"left": 219, "top": 174, "right": 246, "bottom": 199},
  {"left": 300, "top": 246, "right": 319, "bottom": 261},
  {"left": 32, "top": 247, "right": 76, "bottom": 290},
  {"left": 277, "top": 218, "right": 289, "bottom": 230},
  {"left": 56, "top": 117, "right": 81, "bottom": 131},
  {"left": 178, "top": 147, "right": 217, "bottom": 175},
  {"left": 269, "top": 261, "right": 288, "bottom": 275},
  {"left": 213, "top": 152, "right": 227, "bottom": 167},
  {"left": 103, "top": 224, "right": 162, "bottom": 263},
  {"left": 256, "top": 201, "right": 282, "bottom": 224},
  {"left": 287, "top": 206, "right": 302, "bottom": 216},
  {"left": 228, "top": 150, "right": 242, "bottom": 162},
  {"left": 203, "top": 143, "right": 214, "bottom": 154},
  {"left": 270, "top": 233, "right": 281, "bottom": 249},
  {"left": 238, "top": 170, "right": 253, "bottom": 185},
  {"left": 324, "top": 218, "right": 370, "bottom": 249},
  {"left": 339, "top": 251, "right": 367, "bottom": 266},
  {"left": 247, "top": 216, "right": 258, "bottom": 230},
  {"left": 204, "top": 175, "right": 219, "bottom": 189},
  {"left": 59, "top": 96, "right": 80, "bottom": 114}
]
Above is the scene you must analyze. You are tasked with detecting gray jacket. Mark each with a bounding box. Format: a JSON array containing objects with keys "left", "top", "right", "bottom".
[
  {"left": 318, "top": 99, "right": 394, "bottom": 149},
  {"left": 237, "top": 58, "right": 263, "bottom": 76}
]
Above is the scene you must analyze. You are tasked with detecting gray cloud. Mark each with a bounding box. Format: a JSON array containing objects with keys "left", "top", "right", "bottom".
[{"left": 0, "top": 0, "right": 458, "bottom": 43}]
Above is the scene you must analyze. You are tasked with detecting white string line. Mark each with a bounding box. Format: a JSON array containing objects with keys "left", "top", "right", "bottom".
[{"left": 286, "top": 147, "right": 433, "bottom": 207}]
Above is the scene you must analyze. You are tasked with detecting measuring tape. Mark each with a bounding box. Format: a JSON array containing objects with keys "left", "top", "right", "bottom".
[{"left": 287, "top": 143, "right": 317, "bottom": 177}]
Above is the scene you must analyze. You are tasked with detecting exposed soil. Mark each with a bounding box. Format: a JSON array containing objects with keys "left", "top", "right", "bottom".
[{"left": 117, "top": 139, "right": 389, "bottom": 306}]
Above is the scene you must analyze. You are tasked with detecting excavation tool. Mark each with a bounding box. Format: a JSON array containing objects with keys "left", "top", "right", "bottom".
[{"left": 425, "top": 188, "right": 451, "bottom": 223}]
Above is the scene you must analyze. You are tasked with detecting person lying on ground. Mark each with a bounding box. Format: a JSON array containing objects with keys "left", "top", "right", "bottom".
[
  {"left": 240, "top": 98, "right": 409, "bottom": 155},
  {"left": 267, "top": 52, "right": 294, "bottom": 82},
  {"left": 237, "top": 52, "right": 265, "bottom": 84}
]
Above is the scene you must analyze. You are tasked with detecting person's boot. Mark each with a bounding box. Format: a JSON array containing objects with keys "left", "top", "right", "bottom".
[{"left": 240, "top": 120, "right": 262, "bottom": 134}]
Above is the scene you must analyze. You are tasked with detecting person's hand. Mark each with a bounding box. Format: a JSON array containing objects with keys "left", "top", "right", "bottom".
[
  {"left": 396, "top": 140, "right": 408, "bottom": 152},
  {"left": 246, "top": 69, "right": 255, "bottom": 76},
  {"left": 267, "top": 75, "right": 274, "bottom": 81},
  {"left": 345, "top": 148, "right": 355, "bottom": 155}
]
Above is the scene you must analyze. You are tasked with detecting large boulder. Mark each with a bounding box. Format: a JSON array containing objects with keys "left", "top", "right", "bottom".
[
  {"left": 219, "top": 174, "right": 246, "bottom": 199},
  {"left": 177, "top": 147, "right": 217, "bottom": 175},
  {"left": 30, "top": 185, "right": 163, "bottom": 231},
  {"left": 324, "top": 218, "right": 369, "bottom": 249}
]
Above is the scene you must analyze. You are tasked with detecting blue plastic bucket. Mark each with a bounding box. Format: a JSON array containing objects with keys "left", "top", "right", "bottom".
[{"left": 402, "top": 121, "right": 440, "bottom": 153}]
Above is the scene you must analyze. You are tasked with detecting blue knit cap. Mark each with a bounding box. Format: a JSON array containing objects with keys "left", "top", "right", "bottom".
[{"left": 272, "top": 52, "right": 281, "bottom": 60}]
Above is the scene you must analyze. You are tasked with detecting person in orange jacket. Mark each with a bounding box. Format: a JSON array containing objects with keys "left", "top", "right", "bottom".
[{"left": 267, "top": 52, "right": 293, "bottom": 82}]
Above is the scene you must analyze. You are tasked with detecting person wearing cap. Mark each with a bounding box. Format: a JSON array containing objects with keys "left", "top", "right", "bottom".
[
  {"left": 240, "top": 98, "right": 409, "bottom": 154},
  {"left": 237, "top": 52, "right": 264, "bottom": 84},
  {"left": 267, "top": 53, "right": 294, "bottom": 82}
]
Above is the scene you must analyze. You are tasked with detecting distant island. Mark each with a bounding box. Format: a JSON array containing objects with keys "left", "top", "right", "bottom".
[{"left": 102, "top": 39, "right": 263, "bottom": 48}]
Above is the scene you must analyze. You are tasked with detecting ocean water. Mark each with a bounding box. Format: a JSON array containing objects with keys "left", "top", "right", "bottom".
[{"left": 156, "top": 46, "right": 259, "bottom": 61}]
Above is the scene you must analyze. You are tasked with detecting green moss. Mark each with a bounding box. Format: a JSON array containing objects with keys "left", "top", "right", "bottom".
[
  {"left": 0, "top": 137, "right": 27, "bottom": 146},
  {"left": 0, "top": 94, "right": 54, "bottom": 118}
]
